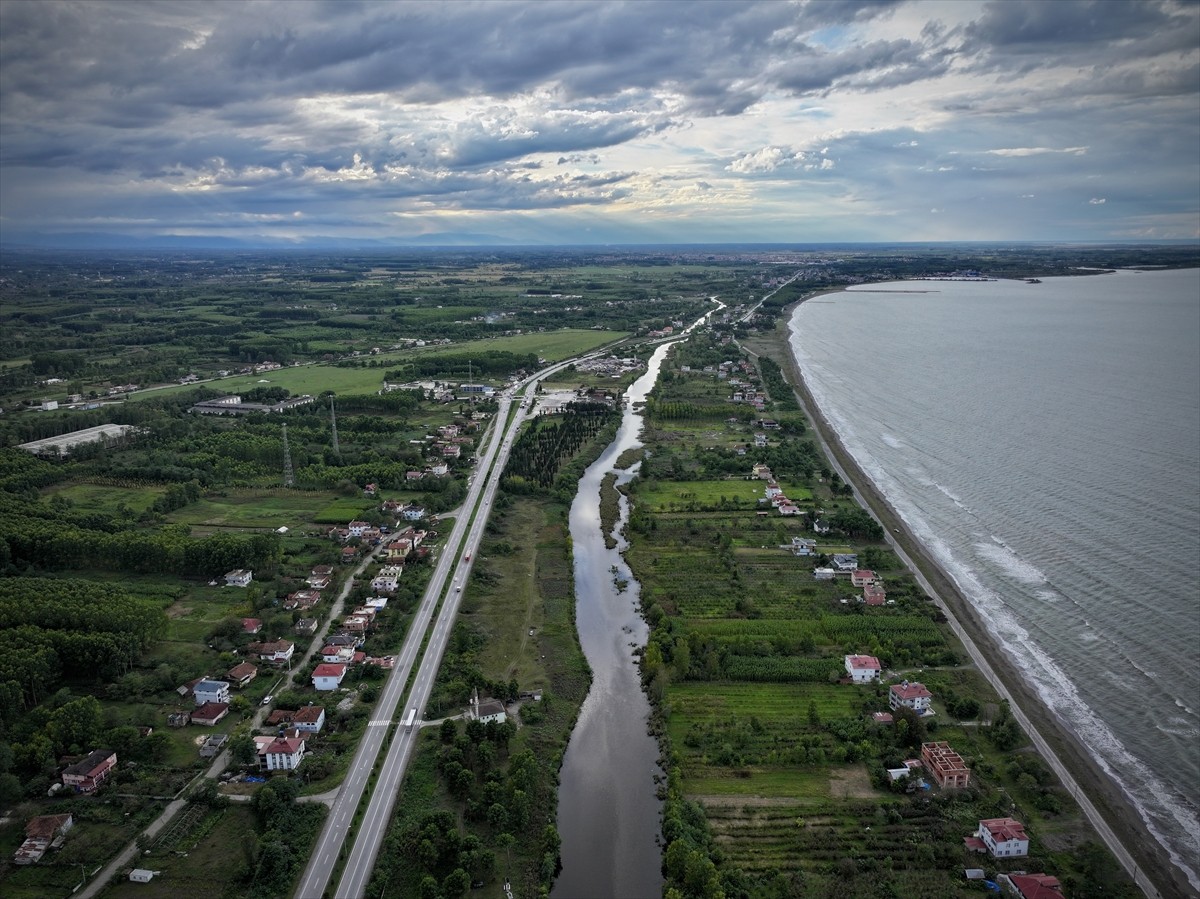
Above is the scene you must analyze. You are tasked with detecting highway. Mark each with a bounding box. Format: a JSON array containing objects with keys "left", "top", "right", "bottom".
[{"left": 297, "top": 357, "right": 589, "bottom": 899}]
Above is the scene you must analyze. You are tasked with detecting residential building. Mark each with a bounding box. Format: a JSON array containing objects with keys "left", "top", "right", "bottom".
[
  {"left": 62, "top": 749, "right": 117, "bottom": 793},
  {"left": 248, "top": 640, "right": 295, "bottom": 665},
  {"left": 223, "top": 569, "right": 253, "bottom": 587},
  {"left": 921, "top": 741, "right": 971, "bottom": 788},
  {"left": 791, "top": 538, "right": 818, "bottom": 556},
  {"left": 192, "top": 702, "right": 230, "bottom": 726},
  {"left": 226, "top": 662, "right": 258, "bottom": 688},
  {"left": 972, "top": 818, "right": 1030, "bottom": 858},
  {"left": 312, "top": 663, "right": 347, "bottom": 691},
  {"left": 14, "top": 814, "right": 74, "bottom": 864},
  {"left": 242, "top": 618, "right": 262, "bottom": 634},
  {"left": 260, "top": 735, "right": 306, "bottom": 771},
  {"left": 998, "top": 873, "right": 1064, "bottom": 899},
  {"left": 831, "top": 554, "right": 859, "bottom": 572},
  {"left": 192, "top": 680, "right": 231, "bottom": 706},
  {"left": 863, "top": 583, "right": 888, "bottom": 606},
  {"left": 295, "top": 618, "right": 319, "bottom": 636},
  {"left": 850, "top": 570, "right": 878, "bottom": 587},
  {"left": 844, "top": 654, "right": 882, "bottom": 683},
  {"left": 890, "top": 681, "right": 933, "bottom": 713}
]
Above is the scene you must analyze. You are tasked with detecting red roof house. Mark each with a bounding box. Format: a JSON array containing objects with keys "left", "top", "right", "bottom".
[
  {"left": 192, "top": 702, "right": 230, "bottom": 726},
  {"left": 1004, "top": 874, "right": 1064, "bottom": 899},
  {"left": 312, "top": 663, "right": 347, "bottom": 691}
]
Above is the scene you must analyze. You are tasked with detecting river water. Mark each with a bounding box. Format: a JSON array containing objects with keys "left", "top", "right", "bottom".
[
  {"left": 788, "top": 269, "right": 1200, "bottom": 891},
  {"left": 551, "top": 340, "right": 676, "bottom": 899}
]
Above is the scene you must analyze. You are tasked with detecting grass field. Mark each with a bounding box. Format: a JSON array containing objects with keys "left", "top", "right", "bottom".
[
  {"left": 42, "top": 481, "right": 166, "bottom": 513},
  {"left": 135, "top": 329, "right": 625, "bottom": 401},
  {"left": 165, "top": 488, "right": 350, "bottom": 529}
]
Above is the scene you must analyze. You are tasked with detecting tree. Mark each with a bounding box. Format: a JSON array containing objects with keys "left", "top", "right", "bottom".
[{"left": 230, "top": 732, "right": 257, "bottom": 767}]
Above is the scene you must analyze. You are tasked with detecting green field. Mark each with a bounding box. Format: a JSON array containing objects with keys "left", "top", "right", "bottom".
[
  {"left": 136, "top": 328, "right": 625, "bottom": 401},
  {"left": 165, "top": 488, "right": 351, "bottom": 529},
  {"left": 42, "top": 481, "right": 166, "bottom": 513}
]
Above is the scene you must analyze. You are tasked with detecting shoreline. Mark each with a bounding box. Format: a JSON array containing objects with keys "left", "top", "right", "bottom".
[{"left": 752, "top": 290, "right": 1190, "bottom": 899}]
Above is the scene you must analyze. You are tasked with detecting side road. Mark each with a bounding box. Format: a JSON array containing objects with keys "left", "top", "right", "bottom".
[{"left": 75, "top": 540, "right": 392, "bottom": 899}]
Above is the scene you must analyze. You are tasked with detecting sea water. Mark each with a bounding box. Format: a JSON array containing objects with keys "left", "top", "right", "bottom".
[{"left": 788, "top": 268, "right": 1200, "bottom": 890}]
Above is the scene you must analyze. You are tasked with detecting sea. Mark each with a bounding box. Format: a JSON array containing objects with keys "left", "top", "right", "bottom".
[{"left": 787, "top": 268, "right": 1200, "bottom": 891}]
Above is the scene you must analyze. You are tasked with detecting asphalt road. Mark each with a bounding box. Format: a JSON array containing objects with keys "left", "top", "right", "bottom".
[{"left": 299, "top": 358, "right": 588, "bottom": 899}]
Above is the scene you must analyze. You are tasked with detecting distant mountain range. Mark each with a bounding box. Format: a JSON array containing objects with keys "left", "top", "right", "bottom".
[{"left": 0, "top": 231, "right": 528, "bottom": 250}]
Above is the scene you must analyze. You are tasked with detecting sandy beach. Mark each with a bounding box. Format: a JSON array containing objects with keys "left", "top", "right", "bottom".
[{"left": 747, "top": 293, "right": 1192, "bottom": 899}]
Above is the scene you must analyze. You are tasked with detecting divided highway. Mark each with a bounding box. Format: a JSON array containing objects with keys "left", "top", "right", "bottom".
[{"left": 297, "top": 356, "right": 591, "bottom": 899}]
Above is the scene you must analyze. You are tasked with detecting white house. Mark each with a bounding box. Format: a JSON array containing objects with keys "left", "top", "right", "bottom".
[
  {"left": 347, "top": 520, "right": 371, "bottom": 537},
  {"left": 312, "top": 663, "right": 347, "bottom": 691},
  {"left": 889, "top": 681, "right": 933, "bottom": 713},
  {"left": 844, "top": 654, "right": 882, "bottom": 683},
  {"left": 260, "top": 735, "right": 306, "bottom": 771},
  {"left": 765, "top": 481, "right": 783, "bottom": 499},
  {"left": 813, "top": 567, "right": 836, "bottom": 579},
  {"left": 791, "top": 537, "right": 818, "bottom": 556},
  {"left": 974, "top": 818, "right": 1029, "bottom": 858},
  {"left": 192, "top": 680, "right": 231, "bottom": 706},
  {"left": 249, "top": 640, "right": 295, "bottom": 665},
  {"left": 400, "top": 504, "right": 427, "bottom": 521},
  {"left": 223, "top": 569, "right": 253, "bottom": 587}
]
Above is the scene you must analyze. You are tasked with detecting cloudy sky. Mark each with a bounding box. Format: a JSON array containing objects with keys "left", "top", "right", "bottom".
[{"left": 1, "top": 0, "right": 1198, "bottom": 246}]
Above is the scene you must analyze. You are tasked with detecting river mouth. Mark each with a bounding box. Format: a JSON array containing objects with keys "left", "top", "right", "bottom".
[{"left": 550, "top": 342, "right": 677, "bottom": 899}]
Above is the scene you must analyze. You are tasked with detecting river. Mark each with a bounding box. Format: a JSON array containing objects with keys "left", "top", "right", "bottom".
[{"left": 550, "top": 338, "right": 677, "bottom": 899}]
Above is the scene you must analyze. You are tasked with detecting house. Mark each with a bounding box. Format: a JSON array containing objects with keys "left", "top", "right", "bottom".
[
  {"left": 778, "top": 501, "right": 801, "bottom": 516},
  {"left": 341, "top": 546, "right": 358, "bottom": 562},
  {"left": 248, "top": 640, "right": 295, "bottom": 665},
  {"left": 871, "top": 711, "right": 894, "bottom": 725},
  {"left": 176, "top": 676, "right": 205, "bottom": 701},
  {"left": 969, "top": 818, "right": 1029, "bottom": 858},
  {"left": 320, "top": 645, "right": 356, "bottom": 664},
  {"left": 831, "top": 554, "right": 859, "bottom": 572},
  {"left": 292, "top": 704, "right": 326, "bottom": 733},
  {"left": 370, "top": 574, "right": 399, "bottom": 594},
  {"left": 921, "top": 741, "right": 971, "bottom": 788},
  {"left": 223, "top": 569, "right": 253, "bottom": 587},
  {"left": 401, "top": 504, "right": 427, "bottom": 521},
  {"left": 844, "top": 654, "right": 882, "bottom": 683},
  {"left": 347, "top": 520, "right": 371, "bottom": 537},
  {"left": 283, "top": 589, "right": 321, "bottom": 610},
  {"left": 129, "top": 869, "right": 157, "bottom": 883},
  {"left": 307, "top": 565, "right": 333, "bottom": 589},
  {"left": 167, "top": 710, "right": 192, "bottom": 727},
  {"left": 260, "top": 735, "right": 306, "bottom": 771},
  {"left": 813, "top": 567, "right": 836, "bottom": 579},
  {"left": 751, "top": 463, "right": 772, "bottom": 479},
  {"left": 14, "top": 813, "right": 73, "bottom": 864},
  {"left": 342, "top": 614, "right": 370, "bottom": 635},
  {"left": 765, "top": 480, "right": 783, "bottom": 499},
  {"left": 812, "top": 518, "right": 831, "bottom": 534},
  {"left": 226, "top": 662, "right": 258, "bottom": 688},
  {"left": 850, "top": 570, "right": 878, "bottom": 587},
  {"left": 62, "top": 749, "right": 117, "bottom": 793},
  {"left": 998, "top": 873, "right": 1064, "bottom": 899},
  {"left": 242, "top": 618, "right": 262, "bottom": 634},
  {"left": 312, "top": 663, "right": 347, "bottom": 691},
  {"left": 889, "top": 681, "right": 933, "bottom": 713},
  {"left": 192, "top": 702, "right": 230, "bottom": 726},
  {"left": 193, "top": 680, "right": 231, "bottom": 706},
  {"left": 863, "top": 583, "right": 888, "bottom": 606},
  {"left": 295, "top": 618, "right": 319, "bottom": 636}
]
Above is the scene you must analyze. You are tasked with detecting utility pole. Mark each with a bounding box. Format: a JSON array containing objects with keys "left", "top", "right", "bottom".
[
  {"left": 281, "top": 423, "right": 295, "bottom": 487},
  {"left": 330, "top": 396, "right": 342, "bottom": 461}
]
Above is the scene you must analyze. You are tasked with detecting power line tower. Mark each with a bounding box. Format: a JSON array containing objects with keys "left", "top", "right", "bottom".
[
  {"left": 281, "top": 423, "right": 295, "bottom": 487},
  {"left": 329, "top": 396, "right": 341, "bottom": 461}
]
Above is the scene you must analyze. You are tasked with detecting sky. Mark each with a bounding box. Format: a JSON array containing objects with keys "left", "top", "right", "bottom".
[{"left": 1, "top": 0, "right": 1198, "bottom": 247}]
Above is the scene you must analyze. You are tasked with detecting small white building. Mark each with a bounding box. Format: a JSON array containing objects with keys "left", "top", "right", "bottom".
[
  {"left": 312, "top": 663, "right": 347, "bottom": 691},
  {"left": 129, "top": 869, "right": 157, "bottom": 883},
  {"left": 844, "top": 654, "right": 882, "bottom": 684},
  {"left": 223, "top": 569, "right": 253, "bottom": 587}
]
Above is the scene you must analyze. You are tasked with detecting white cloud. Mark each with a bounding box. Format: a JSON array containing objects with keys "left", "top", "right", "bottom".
[
  {"left": 986, "top": 147, "right": 1089, "bottom": 157},
  {"left": 1089, "top": 197, "right": 1107, "bottom": 205}
]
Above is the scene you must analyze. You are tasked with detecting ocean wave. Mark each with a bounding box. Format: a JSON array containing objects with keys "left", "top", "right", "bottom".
[
  {"left": 788, "top": 287, "right": 1200, "bottom": 891},
  {"left": 973, "top": 540, "right": 1050, "bottom": 585},
  {"left": 881, "top": 432, "right": 905, "bottom": 449}
]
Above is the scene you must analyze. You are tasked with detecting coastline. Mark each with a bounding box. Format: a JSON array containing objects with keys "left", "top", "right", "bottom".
[{"left": 748, "top": 291, "right": 1191, "bottom": 899}]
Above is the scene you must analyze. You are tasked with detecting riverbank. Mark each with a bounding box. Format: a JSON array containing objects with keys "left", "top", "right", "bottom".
[{"left": 749, "top": 294, "right": 1190, "bottom": 899}]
